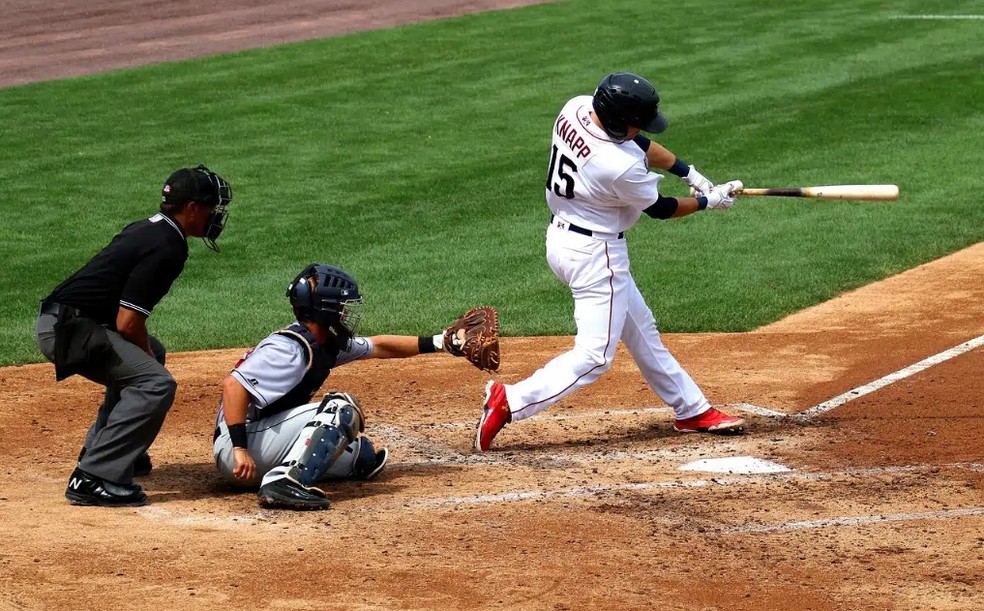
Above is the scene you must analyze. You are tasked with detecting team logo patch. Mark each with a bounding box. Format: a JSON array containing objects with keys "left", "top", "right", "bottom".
[{"left": 163, "top": 184, "right": 171, "bottom": 193}]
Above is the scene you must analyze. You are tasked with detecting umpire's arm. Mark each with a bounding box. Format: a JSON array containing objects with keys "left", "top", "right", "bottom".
[{"left": 116, "top": 307, "right": 153, "bottom": 356}]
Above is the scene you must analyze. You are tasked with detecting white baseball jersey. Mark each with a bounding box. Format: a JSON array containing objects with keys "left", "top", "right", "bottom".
[
  {"left": 546, "top": 95, "right": 663, "bottom": 234},
  {"left": 216, "top": 329, "right": 373, "bottom": 425},
  {"left": 500, "top": 94, "right": 712, "bottom": 423}
]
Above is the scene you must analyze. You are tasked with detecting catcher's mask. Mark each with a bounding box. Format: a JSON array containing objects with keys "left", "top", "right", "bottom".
[
  {"left": 287, "top": 264, "right": 365, "bottom": 348},
  {"left": 592, "top": 72, "right": 669, "bottom": 140},
  {"left": 161, "top": 164, "right": 232, "bottom": 252}
]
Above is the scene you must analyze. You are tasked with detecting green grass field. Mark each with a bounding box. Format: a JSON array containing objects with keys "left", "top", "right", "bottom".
[{"left": 1, "top": 0, "right": 982, "bottom": 365}]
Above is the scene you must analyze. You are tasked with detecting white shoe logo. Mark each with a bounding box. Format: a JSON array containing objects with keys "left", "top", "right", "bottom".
[{"left": 69, "top": 477, "right": 83, "bottom": 490}]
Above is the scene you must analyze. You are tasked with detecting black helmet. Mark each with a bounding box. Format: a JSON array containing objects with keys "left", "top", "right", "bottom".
[
  {"left": 592, "top": 73, "right": 669, "bottom": 139},
  {"left": 161, "top": 164, "right": 232, "bottom": 252},
  {"left": 287, "top": 264, "right": 365, "bottom": 347}
]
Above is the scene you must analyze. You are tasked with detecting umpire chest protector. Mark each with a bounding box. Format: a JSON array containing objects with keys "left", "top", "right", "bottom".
[{"left": 263, "top": 323, "right": 339, "bottom": 415}]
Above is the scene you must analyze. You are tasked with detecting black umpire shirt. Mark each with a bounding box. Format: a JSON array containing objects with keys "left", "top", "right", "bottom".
[{"left": 46, "top": 213, "right": 189, "bottom": 328}]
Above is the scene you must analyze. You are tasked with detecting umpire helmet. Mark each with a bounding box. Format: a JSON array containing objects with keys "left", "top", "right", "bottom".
[
  {"left": 161, "top": 164, "right": 232, "bottom": 252},
  {"left": 287, "top": 264, "right": 365, "bottom": 347},
  {"left": 592, "top": 73, "right": 669, "bottom": 139}
]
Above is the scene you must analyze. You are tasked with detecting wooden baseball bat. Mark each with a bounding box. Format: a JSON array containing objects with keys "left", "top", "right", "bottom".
[{"left": 735, "top": 184, "right": 899, "bottom": 201}]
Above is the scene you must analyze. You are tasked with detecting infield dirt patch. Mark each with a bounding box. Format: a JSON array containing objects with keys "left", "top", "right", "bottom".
[
  {"left": 2, "top": 244, "right": 982, "bottom": 611},
  {"left": 1, "top": 4, "right": 983, "bottom": 610}
]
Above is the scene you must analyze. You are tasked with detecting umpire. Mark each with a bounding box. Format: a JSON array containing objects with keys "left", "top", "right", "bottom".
[{"left": 34, "top": 164, "right": 232, "bottom": 507}]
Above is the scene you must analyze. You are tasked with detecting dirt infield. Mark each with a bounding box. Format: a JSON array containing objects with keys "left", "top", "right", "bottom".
[
  {"left": 2, "top": 244, "right": 981, "bottom": 611},
  {"left": 2, "top": 3, "right": 983, "bottom": 610}
]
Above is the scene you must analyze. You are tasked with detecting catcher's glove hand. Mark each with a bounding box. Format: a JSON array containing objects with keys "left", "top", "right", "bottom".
[{"left": 443, "top": 306, "right": 500, "bottom": 372}]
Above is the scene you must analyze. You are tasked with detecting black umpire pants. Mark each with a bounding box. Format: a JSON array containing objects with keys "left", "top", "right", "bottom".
[{"left": 35, "top": 312, "right": 176, "bottom": 485}]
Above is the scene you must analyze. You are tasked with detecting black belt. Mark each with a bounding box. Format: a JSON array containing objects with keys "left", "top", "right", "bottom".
[
  {"left": 39, "top": 299, "right": 66, "bottom": 317},
  {"left": 550, "top": 215, "right": 624, "bottom": 239}
]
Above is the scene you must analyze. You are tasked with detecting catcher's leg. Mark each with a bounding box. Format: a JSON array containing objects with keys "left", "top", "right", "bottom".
[
  {"left": 257, "top": 393, "right": 364, "bottom": 510},
  {"left": 322, "top": 436, "right": 389, "bottom": 481}
]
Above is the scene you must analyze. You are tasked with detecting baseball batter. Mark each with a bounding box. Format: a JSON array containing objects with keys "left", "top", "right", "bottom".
[
  {"left": 213, "top": 263, "right": 499, "bottom": 510},
  {"left": 476, "top": 73, "right": 745, "bottom": 451}
]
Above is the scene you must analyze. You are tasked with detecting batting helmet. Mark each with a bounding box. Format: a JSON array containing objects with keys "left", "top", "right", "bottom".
[
  {"left": 592, "top": 73, "right": 669, "bottom": 139},
  {"left": 287, "top": 264, "right": 365, "bottom": 347}
]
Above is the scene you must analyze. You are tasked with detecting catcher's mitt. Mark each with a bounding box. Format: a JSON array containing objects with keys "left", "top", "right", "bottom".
[{"left": 443, "top": 306, "right": 500, "bottom": 372}]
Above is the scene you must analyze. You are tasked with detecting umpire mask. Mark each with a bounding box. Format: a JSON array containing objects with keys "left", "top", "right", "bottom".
[{"left": 196, "top": 165, "right": 232, "bottom": 252}]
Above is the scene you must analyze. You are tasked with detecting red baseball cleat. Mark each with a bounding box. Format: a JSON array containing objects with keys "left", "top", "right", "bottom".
[
  {"left": 475, "top": 380, "right": 511, "bottom": 452},
  {"left": 674, "top": 407, "right": 745, "bottom": 434}
]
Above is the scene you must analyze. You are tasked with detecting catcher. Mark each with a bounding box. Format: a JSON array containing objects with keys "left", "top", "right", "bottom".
[{"left": 212, "top": 262, "right": 499, "bottom": 510}]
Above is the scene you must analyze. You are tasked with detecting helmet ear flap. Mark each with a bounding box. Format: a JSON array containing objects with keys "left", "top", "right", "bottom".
[{"left": 287, "top": 266, "right": 316, "bottom": 318}]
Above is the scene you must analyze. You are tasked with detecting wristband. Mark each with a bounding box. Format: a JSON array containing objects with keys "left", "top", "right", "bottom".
[
  {"left": 696, "top": 196, "right": 708, "bottom": 211},
  {"left": 228, "top": 423, "right": 248, "bottom": 449},
  {"left": 418, "top": 335, "right": 438, "bottom": 354},
  {"left": 669, "top": 157, "right": 690, "bottom": 178}
]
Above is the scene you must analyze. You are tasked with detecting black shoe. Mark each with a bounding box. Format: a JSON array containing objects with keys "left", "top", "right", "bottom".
[
  {"left": 65, "top": 468, "right": 147, "bottom": 507},
  {"left": 133, "top": 452, "right": 153, "bottom": 477},
  {"left": 258, "top": 476, "right": 330, "bottom": 511}
]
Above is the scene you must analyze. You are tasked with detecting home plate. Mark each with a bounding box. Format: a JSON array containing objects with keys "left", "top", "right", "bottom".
[{"left": 679, "top": 456, "right": 792, "bottom": 474}]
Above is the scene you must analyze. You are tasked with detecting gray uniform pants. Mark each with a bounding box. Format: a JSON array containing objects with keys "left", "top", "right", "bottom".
[
  {"left": 213, "top": 401, "right": 363, "bottom": 488},
  {"left": 36, "top": 313, "right": 176, "bottom": 484}
]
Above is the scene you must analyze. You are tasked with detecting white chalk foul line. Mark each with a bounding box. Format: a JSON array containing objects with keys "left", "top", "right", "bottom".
[
  {"left": 139, "top": 505, "right": 271, "bottom": 527},
  {"left": 890, "top": 14, "right": 984, "bottom": 20},
  {"left": 389, "top": 445, "right": 743, "bottom": 469},
  {"left": 800, "top": 333, "right": 984, "bottom": 419},
  {"left": 730, "top": 402, "right": 787, "bottom": 418},
  {"left": 726, "top": 507, "right": 984, "bottom": 534},
  {"left": 406, "top": 462, "right": 984, "bottom": 508}
]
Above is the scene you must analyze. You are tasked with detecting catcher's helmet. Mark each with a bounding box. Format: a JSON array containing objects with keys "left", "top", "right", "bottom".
[
  {"left": 287, "top": 264, "right": 364, "bottom": 347},
  {"left": 592, "top": 73, "right": 669, "bottom": 139}
]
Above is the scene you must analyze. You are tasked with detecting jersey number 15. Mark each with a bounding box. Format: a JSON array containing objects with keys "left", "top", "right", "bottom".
[{"left": 546, "top": 145, "right": 577, "bottom": 199}]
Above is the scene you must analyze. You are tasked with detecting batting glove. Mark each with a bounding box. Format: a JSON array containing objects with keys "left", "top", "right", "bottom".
[
  {"left": 703, "top": 180, "right": 743, "bottom": 210},
  {"left": 684, "top": 166, "right": 714, "bottom": 196}
]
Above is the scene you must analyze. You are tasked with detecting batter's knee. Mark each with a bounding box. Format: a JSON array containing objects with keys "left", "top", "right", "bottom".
[{"left": 574, "top": 345, "right": 614, "bottom": 373}]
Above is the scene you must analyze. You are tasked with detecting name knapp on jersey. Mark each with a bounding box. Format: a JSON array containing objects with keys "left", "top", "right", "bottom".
[{"left": 555, "top": 114, "right": 593, "bottom": 159}]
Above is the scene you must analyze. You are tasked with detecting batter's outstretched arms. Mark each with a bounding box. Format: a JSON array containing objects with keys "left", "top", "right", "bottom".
[
  {"left": 639, "top": 178, "right": 744, "bottom": 218},
  {"left": 636, "top": 135, "right": 716, "bottom": 196},
  {"left": 631, "top": 135, "right": 741, "bottom": 216}
]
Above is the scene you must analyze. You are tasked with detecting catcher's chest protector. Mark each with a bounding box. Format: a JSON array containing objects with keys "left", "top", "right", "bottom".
[{"left": 263, "top": 324, "right": 338, "bottom": 416}]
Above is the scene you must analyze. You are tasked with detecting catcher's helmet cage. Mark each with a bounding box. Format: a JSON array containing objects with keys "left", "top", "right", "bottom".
[
  {"left": 287, "top": 264, "right": 364, "bottom": 347},
  {"left": 592, "top": 73, "right": 669, "bottom": 139}
]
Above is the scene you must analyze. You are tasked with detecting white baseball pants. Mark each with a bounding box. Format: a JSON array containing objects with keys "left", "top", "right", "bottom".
[{"left": 505, "top": 222, "right": 711, "bottom": 421}]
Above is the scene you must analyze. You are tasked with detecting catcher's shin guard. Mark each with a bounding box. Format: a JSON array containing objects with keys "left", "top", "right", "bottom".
[
  {"left": 323, "top": 436, "right": 389, "bottom": 481},
  {"left": 262, "top": 392, "right": 366, "bottom": 489}
]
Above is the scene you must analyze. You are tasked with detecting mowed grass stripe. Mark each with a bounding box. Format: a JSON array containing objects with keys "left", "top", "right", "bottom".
[{"left": 1, "top": 0, "right": 982, "bottom": 364}]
